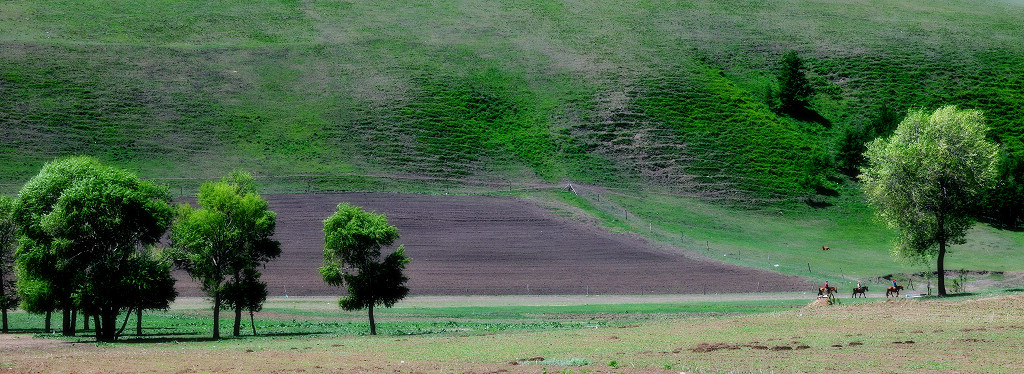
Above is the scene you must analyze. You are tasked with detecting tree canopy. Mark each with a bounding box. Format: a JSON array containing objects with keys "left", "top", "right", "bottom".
[
  {"left": 170, "top": 171, "right": 280, "bottom": 338},
  {"left": 860, "top": 106, "right": 999, "bottom": 296},
  {"left": 777, "top": 50, "right": 814, "bottom": 116},
  {"left": 12, "top": 156, "right": 175, "bottom": 340},
  {"left": 320, "top": 203, "right": 410, "bottom": 335}
]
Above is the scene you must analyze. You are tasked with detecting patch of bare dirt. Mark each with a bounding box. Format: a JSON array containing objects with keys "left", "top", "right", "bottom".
[
  {"left": 0, "top": 334, "right": 69, "bottom": 351},
  {"left": 174, "top": 193, "right": 812, "bottom": 296}
]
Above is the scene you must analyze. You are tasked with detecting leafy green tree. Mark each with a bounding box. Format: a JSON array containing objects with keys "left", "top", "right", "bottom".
[
  {"left": 0, "top": 196, "right": 19, "bottom": 333},
  {"left": 777, "top": 50, "right": 814, "bottom": 115},
  {"left": 127, "top": 251, "right": 178, "bottom": 336},
  {"left": 320, "top": 203, "right": 410, "bottom": 335},
  {"left": 13, "top": 156, "right": 175, "bottom": 340},
  {"left": 16, "top": 277, "right": 56, "bottom": 332},
  {"left": 170, "top": 171, "right": 280, "bottom": 339},
  {"left": 860, "top": 106, "right": 999, "bottom": 296}
]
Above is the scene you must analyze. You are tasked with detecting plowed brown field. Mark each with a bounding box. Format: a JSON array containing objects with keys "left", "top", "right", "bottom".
[{"left": 174, "top": 193, "right": 811, "bottom": 296}]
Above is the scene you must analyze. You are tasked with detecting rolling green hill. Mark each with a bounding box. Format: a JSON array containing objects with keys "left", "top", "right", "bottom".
[
  {"left": 3, "top": 0, "right": 1024, "bottom": 282},
  {"left": 3, "top": 0, "right": 1022, "bottom": 200}
]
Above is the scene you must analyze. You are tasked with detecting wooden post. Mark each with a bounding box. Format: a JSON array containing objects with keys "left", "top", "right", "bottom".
[{"left": 807, "top": 263, "right": 812, "bottom": 273}]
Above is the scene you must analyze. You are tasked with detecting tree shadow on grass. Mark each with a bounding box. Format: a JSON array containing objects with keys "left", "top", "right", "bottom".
[
  {"left": 790, "top": 106, "right": 832, "bottom": 128},
  {"left": 111, "top": 336, "right": 220, "bottom": 344},
  {"left": 919, "top": 292, "right": 977, "bottom": 300},
  {"left": 112, "top": 331, "right": 334, "bottom": 344}
]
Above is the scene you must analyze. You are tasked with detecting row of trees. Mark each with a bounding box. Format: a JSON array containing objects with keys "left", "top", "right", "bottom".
[{"left": 0, "top": 157, "right": 410, "bottom": 341}]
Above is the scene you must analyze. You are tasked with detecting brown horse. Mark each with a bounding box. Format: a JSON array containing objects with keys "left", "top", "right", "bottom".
[
  {"left": 886, "top": 285, "right": 903, "bottom": 298},
  {"left": 821, "top": 246, "right": 830, "bottom": 251},
  {"left": 818, "top": 286, "right": 837, "bottom": 298},
  {"left": 851, "top": 286, "right": 868, "bottom": 298}
]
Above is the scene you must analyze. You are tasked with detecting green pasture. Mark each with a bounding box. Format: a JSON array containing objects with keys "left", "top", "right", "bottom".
[
  {"left": 3, "top": 295, "right": 818, "bottom": 341},
  {"left": 3, "top": 0, "right": 1024, "bottom": 201},
  {"left": 2, "top": 0, "right": 1024, "bottom": 308},
  {"left": 543, "top": 188, "right": 1024, "bottom": 289},
  {"left": 5, "top": 292, "right": 1024, "bottom": 373}
]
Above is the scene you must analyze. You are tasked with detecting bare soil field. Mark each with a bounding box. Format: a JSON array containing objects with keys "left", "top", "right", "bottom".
[{"left": 175, "top": 193, "right": 811, "bottom": 296}]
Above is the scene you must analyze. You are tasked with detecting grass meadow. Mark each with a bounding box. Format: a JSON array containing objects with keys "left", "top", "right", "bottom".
[
  {"left": 538, "top": 188, "right": 1024, "bottom": 292},
  {"left": 3, "top": 0, "right": 1024, "bottom": 201},
  {"left": 3, "top": 292, "right": 1024, "bottom": 373},
  {"left": 4, "top": 0, "right": 1023, "bottom": 287}
]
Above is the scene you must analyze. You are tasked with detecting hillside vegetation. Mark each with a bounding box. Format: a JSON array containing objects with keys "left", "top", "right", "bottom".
[{"left": 3, "top": 0, "right": 1023, "bottom": 204}]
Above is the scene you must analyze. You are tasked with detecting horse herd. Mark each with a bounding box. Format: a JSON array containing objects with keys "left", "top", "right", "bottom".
[{"left": 818, "top": 285, "right": 904, "bottom": 299}]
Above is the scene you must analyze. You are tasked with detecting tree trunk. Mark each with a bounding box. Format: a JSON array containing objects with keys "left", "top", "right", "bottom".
[
  {"left": 62, "top": 307, "right": 73, "bottom": 336},
  {"left": 100, "top": 307, "right": 117, "bottom": 342},
  {"left": 70, "top": 310, "right": 77, "bottom": 334},
  {"left": 0, "top": 273, "right": 6, "bottom": 333},
  {"left": 249, "top": 309, "right": 256, "bottom": 336},
  {"left": 937, "top": 241, "right": 947, "bottom": 297},
  {"left": 83, "top": 312, "right": 90, "bottom": 331},
  {"left": 93, "top": 314, "right": 100, "bottom": 341},
  {"left": 212, "top": 293, "right": 221, "bottom": 340},
  {"left": 116, "top": 308, "right": 133, "bottom": 338},
  {"left": 136, "top": 308, "right": 143, "bottom": 336},
  {"left": 0, "top": 271, "right": 4, "bottom": 333},
  {"left": 44, "top": 310, "right": 51, "bottom": 333},
  {"left": 233, "top": 306, "right": 242, "bottom": 337},
  {"left": 936, "top": 209, "right": 948, "bottom": 297},
  {"left": 368, "top": 304, "right": 376, "bottom": 336}
]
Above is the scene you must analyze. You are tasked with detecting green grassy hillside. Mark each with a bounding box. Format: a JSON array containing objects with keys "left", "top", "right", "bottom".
[
  {"left": 3, "top": 0, "right": 1024, "bottom": 283},
  {"left": 3, "top": 0, "right": 1023, "bottom": 201},
  {"left": 539, "top": 186, "right": 1024, "bottom": 291}
]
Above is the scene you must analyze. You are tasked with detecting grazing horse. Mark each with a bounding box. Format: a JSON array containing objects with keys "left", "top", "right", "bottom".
[
  {"left": 821, "top": 246, "right": 830, "bottom": 251},
  {"left": 852, "top": 286, "right": 868, "bottom": 298},
  {"left": 886, "top": 285, "right": 904, "bottom": 298},
  {"left": 818, "top": 286, "right": 837, "bottom": 298}
]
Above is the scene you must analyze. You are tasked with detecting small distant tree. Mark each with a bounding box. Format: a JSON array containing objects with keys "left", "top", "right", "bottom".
[
  {"left": 171, "top": 171, "right": 280, "bottom": 339},
  {"left": 860, "top": 106, "right": 999, "bottom": 296},
  {"left": 777, "top": 50, "right": 814, "bottom": 115},
  {"left": 320, "top": 203, "right": 410, "bottom": 335},
  {"left": 13, "top": 156, "right": 175, "bottom": 341},
  {"left": 0, "top": 196, "right": 18, "bottom": 333}
]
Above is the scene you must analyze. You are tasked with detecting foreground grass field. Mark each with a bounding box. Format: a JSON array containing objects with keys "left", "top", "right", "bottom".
[{"left": 3, "top": 293, "right": 1024, "bottom": 373}]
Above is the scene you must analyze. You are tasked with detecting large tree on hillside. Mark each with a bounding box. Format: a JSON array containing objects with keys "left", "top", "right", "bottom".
[
  {"left": 13, "top": 156, "right": 176, "bottom": 341},
  {"left": 860, "top": 106, "right": 999, "bottom": 296},
  {"left": 170, "top": 171, "right": 280, "bottom": 339},
  {"left": 320, "top": 203, "right": 409, "bottom": 336},
  {"left": 0, "top": 195, "right": 19, "bottom": 333}
]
